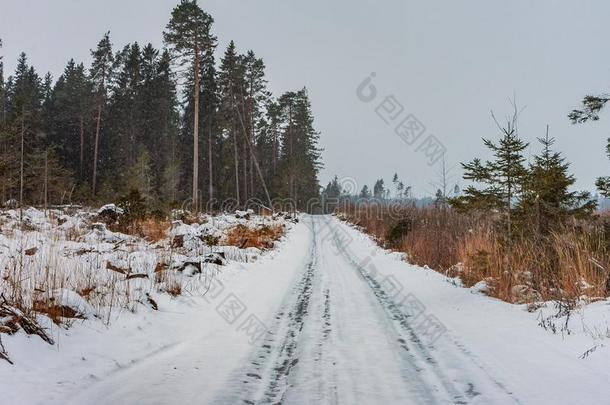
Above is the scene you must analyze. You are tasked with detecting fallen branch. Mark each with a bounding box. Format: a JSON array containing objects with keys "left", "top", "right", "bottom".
[
  {"left": 0, "top": 295, "right": 54, "bottom": 345},
  {"left": 125, "top": 273, "right": 148, "bottom": 280},
  {"left": 0, "top": 335, "right": 13, "bottom": 365}
]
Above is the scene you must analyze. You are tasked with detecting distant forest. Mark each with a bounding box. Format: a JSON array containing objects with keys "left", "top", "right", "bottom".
[{"left": 0, "top": 1, "right": 322, "bottom": 212}]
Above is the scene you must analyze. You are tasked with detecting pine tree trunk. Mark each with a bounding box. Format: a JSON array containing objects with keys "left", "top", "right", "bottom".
[
  {"left": 506, "top": 185, "right": 513, "bottom": 299},
  {"left": 250, "top": 157, "right": 254, "bottom": 199},
  {"left": 208, "top": 120, "right": 213, "bottom": 208},
  {"left": 288, "top": 106, "right": 295, "bottom": 204},
  {"left": 44, "top": 149, "right": 48, "bottom": 214},
  {"left": 92, "top": 102, "right": 102, "bottom": 196},
  {"left": 79, "top": 115, "right": 84, "bottom": 180},
  {"left": 272, "top": 130, "right": 277, "bottom": 175},
  {"left": 242, "top": 137, "right": 248, "bottom": 201},
  {"left": 249, "top": 100, "right": 255, "bottom": 198},
  {"left": 192, "top": 48, "right": 200, "bottom": 213},
  {"left": 19, "top": 111, "right": 24, "bottom": 220},
  {"left": 233, "top": 118, "right": 240, "bottom": 205},
  {"left": 236, "top": 105, "right": 272, "bottom": 211}
]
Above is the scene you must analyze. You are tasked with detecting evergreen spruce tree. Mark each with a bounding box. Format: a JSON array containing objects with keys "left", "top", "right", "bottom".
[
  {"left": 200, "top": 47, "right": 219, "bottom": 204},
  {"left": 373, "top": 179, "right": 385, "bottom": 199},
  {"left": 359, "top": 185, "right": 371, "bottom": 199},
  {"left": 0, "top": 38, "right": 3, "bottom": 125},
  {"left": 164, "top": 0, "right": 216, "bottom": 212},
  {"left": 392, "top": 173, "right": 399, "bottom": 197},
  {"left": 518, "top": 127, "right": 595, "bottom": 236},
  {"left": 265, "top": 101, "right": 282, "bottom": 186},
  {"left": 452, "top": 118, "right": 528, "bottom": 214},
  {"left": 8, "top": 54, "right": 43, "bottom": 207},
  {"left": 156, "top": 49, "right": 182, "bottom": 204},
  {"left": 451, "top": 112, "right": 528, "bottom": 291},
  {"left": 113, "top": 42, "right": 143, "bottom": 169},
  {"left": 89, "top": 32, "right": 114, "bottom": 197},
  {"left": 139, "top": 46, "right": 181, "bottom": 204},
  {"left": 397, "top": 181, "right": 405, "bottom": 199},
  {"left": 323, "top": 175, "right": 342, "bottom": 213},
  {"left": 217, "top": 40, "right": 244, "bottom": 204},
  {"left": 0, "top": 8, "right": 325, "bottom": 211},
  {"left": 50, "top": 59, "right": 92, "bottom": 183},
  {"left": 106, "top": 42, "right": 145, "bottom": 192},
  {"left": 241, "top": 50, "right": 271, "bottom": 203},
  {"left": 0, "top": 38, "right": 8, "bottom": 202},
  {"left": 123, "top": 148, "right": 155, "bottom": 206},
  {"left": 276, "top": 89, "right": 322, "bottom": 208}
]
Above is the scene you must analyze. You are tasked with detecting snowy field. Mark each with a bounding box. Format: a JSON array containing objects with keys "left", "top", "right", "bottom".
[{"left": 1, "top": 214, "right": 609, "bottom": 404}]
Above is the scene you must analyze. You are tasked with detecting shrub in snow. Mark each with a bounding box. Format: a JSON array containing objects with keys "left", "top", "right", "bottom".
[
  {"left": 84, "top": 223, "right": 124, "bottom": 244},
  {"left": 116, "top": 189, "right": 148, "bottom": 226},
  {"left": 511, "top": 284, "right": 542, "bottom": 304},
  {"left": 235, "top": 209, "right": 253, "bottom": 220},
  {"left": 170, "top": 220, "right": 204, "bottom": 250},
  {"left": 385, "top": 218, "right": 412, "bottom": 248},
  {"left": 182, "top": 263, "right": 201, "bottom": 276},
  {"left": 203, "top": 252, "right": 226, "bottom": 265},
  {"left": 96, "top": 204, "right": 125, "bottom": 224},
  {"left": 283, "top": 212, "right": 299, "bottom": 223}
]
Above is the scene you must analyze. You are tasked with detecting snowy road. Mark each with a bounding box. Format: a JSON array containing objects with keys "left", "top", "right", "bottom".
[
  {"left": 216, "top": 216, "right": 519, "bottom": 404},
  {"left": 7, "top": 215, "right": 610, "bottom": 405}
]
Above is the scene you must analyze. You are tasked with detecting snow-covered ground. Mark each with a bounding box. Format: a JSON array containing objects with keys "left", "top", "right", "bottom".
[{"left": 1, "top": 215, "right": 610, "bottom": 404}]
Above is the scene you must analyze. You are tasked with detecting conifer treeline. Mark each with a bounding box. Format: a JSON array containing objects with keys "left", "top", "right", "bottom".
[{"left": 0, "top": 0, "right": 322, "bottom": 211}]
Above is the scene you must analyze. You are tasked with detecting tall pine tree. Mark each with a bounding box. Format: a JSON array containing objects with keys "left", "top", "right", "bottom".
[
  {"left": 89, "top": 32, "right": 114, "bottom": 197},
  {"left": 164, "top": 0, "right": 216, "bottom": 212}
]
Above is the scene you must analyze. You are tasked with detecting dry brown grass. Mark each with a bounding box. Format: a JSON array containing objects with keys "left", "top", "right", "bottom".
[
  {"left": 32, "top": 300, "right": 85, "bottom": 325},
  {"left": 341, "top": 203, "right": 610, "bottom": 303},
  {"left": 224, "top": 224, "right": 285, "bottom": 249},
  {"left": 138, "top": 218, "right": 170, "bottom": 242},
  {"left": 109, "top": 217, "right": 170, "bottom": 241},
  {"left": 164, "top": 276, "right": 182, "bottom": 297}
]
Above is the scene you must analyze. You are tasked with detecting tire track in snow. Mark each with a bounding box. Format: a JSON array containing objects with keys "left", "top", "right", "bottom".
[
  {"left": 328, "top": 217, "right": 523, "bottom": 404},
  {"left": 229, "top": 218, "right": 319, "bottom": 404}
]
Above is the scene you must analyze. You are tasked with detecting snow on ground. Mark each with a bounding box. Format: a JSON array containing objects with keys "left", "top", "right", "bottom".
[
  {"left": 1, "top": 214, "right": 610, "bottom": 404},
  {"left": 0, "top": 206, "right": 292, "bottom": 395},
  {"left": 331, "top": 216, "right": 610, "bottom": 404}
]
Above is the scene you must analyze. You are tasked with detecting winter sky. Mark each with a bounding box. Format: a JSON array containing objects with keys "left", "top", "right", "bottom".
[{"left": 1, "top": 0, "right": 609, "bottom": 196}]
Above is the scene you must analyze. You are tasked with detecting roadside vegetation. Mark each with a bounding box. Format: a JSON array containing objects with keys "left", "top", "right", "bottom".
[
  {"left": 341, "top": 204, "right": 609, "bottom": 304},
  {"left": 331, "top": 100, "right": 610, "bottom": 305},
  {"left": 0, "top": 191, "right": 289, "bottom": 364}
]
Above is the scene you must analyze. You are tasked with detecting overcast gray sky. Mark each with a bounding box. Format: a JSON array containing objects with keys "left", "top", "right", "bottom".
[{"left": 1, "top": 0, "right": 609, "bottom": 196}]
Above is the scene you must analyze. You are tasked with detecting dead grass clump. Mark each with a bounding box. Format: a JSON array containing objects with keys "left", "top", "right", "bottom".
[
  {"left": 77, "top": 285, "right": 96, "bottom": 299},
  {"left": 32, "top": 300, "right": 85, "bottom": 325},
  {"left": 225, "top": 224, "right": 284, "bottom": 249},
  {"left": 64, "top": 226, "right": 85, "bottom": 241},
  {"left": 346, "top": 204, "right": 475, "bottom": 271},
  {"left": 553, "top": 225, "right": 609, "bottom": 299},
  {"left": 341, "top": 202, "right": 610, "bottom": 303},
  {"left": 138, "top": 218, "right": 170, "bottom": 242},
  {"left": 165, "top": 280, "right": 182, "bottom": 297},
  {"left": 108, "top": 216, "right": 170, "bottom": 242}
]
